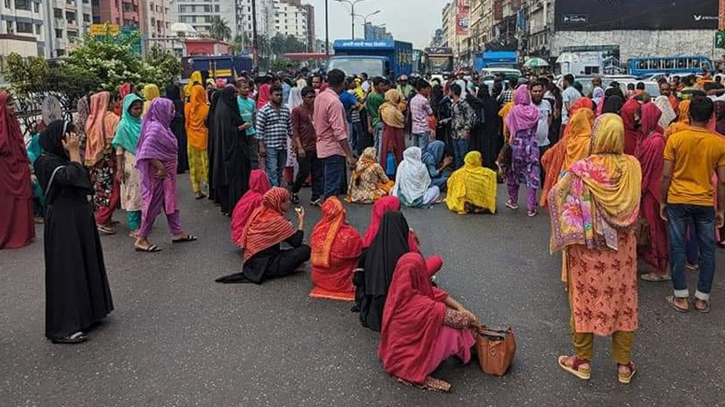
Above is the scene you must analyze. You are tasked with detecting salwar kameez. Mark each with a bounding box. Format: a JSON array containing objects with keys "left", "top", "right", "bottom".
[
  {"left": 188, "top": 144, "right": 208, "bottom": 194},
  {"left": 89, "top": 153, "right": 120, "bottom": 226},
  {"left": 138, "top": 163, "right": 182, "bottom": 239},
  {"left": 380, "top": 125, "right": 405, "bottom": 175},
  {"left": 118, "top": 150, "right": 142, "bottom": 231},
  {"left": 506, "top": 128, "right": 540, "bottom": 211}
]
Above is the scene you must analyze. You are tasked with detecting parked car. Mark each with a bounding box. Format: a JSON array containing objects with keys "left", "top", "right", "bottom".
[{"left": 555, "top": 75, "right": 660, "bottom": 98}]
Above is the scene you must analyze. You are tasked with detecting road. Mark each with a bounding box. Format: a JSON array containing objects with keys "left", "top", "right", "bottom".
[{"left": 1, "top": 176, "right": 724, "bottom": 406}]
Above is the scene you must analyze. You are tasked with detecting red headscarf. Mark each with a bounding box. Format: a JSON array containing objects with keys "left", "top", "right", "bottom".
[
  {"left": 636, "top": 103, "right": 665, "bottom": 202},
  {"left": 620, "top": 99, "right": 642, "bottom": 155},
  {"left": 310, "top": 197, "right": 363, "bottom": 301},
  {"left": 378, "top": 252, "right": 449, "bottom": 384},
  {"left": 231, "top": 170, "right": 271, "bottom": 247},
  {"left": 0, "top": 91, "right": 31, "bottom": 198},
  {"left": 363, "top": 196, "right": 419, "bottom": 250},
  {"left": 240, "top": 187, "right": 296, "bottom": 263}
]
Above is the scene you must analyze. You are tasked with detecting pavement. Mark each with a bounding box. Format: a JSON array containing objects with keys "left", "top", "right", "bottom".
[{"left": 1, "top": 176, "right": 724, "bottom": 407}]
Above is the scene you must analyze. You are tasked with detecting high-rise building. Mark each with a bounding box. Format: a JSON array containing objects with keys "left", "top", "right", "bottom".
[
  {"left": 302, "top": 3, "right": 314, "bottom": 51},
  {"left": 234, "top": 0, "right": 275, "bottom": 41},
  {"left": 141, "top": 0, "right": 172, "bottom": 50},
  {"left": 0, "top": 0, "right": 47, "bottom": 63},
  {"left": 92, "top": 0, "right": 143, "bottom": 28},
  {"left": 364, "top": 23, "right": 392, "bottom": 41},
  {"left": 46, "top": 0, "right": 93, "bottom": 58},
  {"left": 167, "top": 0, "right": 235, "bottom": 38},
  {"left": 273, "top": 0, "right": 310, "bottom": 48}
]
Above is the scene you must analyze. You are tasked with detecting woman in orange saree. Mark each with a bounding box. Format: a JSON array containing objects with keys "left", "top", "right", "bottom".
[
  {"left": 310, "top": 197, "right": 363, "bottom": 301},
  {"left": 664, "top": 100, "right": 690, "bottom": 139}
]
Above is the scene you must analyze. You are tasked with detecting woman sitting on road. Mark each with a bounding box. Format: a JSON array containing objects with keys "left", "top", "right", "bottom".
[
  {"left": 216, "top": 187, "right": 310, "bottom": 284},
  {"left": 379, "top": 252, "right": 478, "bottom": 393},
  {"left": 309, "top": 197, "right": 363, "bottom": 301},
  {"left": 421, "top": 140, "right": 453, "bottom": 192},
  {"left": 362, "top": 196, "right": 418, "bottom": 250},
  {"left": 549, "top": 114, "right": 641, "bottom": 385},
  {"left": 347, "top": 147, "right": 394, "bottom": 204},
  {"left": 231, "top": 169, "right": 271, "bottom": 248},
  {"left": 392, "top": 146, "right": 440, "bottom": 208},
  {"left": 445, "top": 150, "right": 497, "bottom": 215}
]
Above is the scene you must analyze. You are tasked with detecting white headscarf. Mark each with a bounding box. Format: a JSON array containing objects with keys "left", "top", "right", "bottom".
[
  {"left": 287, "top": 87, "right": 303, "bottom": 111},
  {"left": 654, "top": 95, "right": 677, "bottom": 130},
  {"left": 392, "top": 146, "right": 431, "bottom": 203}
]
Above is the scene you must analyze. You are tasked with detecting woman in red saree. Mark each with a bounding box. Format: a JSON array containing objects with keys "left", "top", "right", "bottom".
[
  {"left": 362, "top": 196, "right": 418, "bottom": 250},
  {"left": 620, "top": 98, "right": 642, "bottom": 155},
  {"left": 310, "top": 197, "right": 363, "bottom": 301},
  {"left": 0, "top": 92, "right": 34, "bottom": 249},
  {"left": 636, "top": 103, "right": 669, "bottom": 282},
  {"left": 230, "top": 170, "right": 271, "bottom": 247},
  {"left": 379, "top": 252, "right": 478, "bottom": 392}
]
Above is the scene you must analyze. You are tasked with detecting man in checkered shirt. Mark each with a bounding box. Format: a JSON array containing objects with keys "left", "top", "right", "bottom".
[{"left": 256, "top": 83, "right": 293, "bottom": 187}]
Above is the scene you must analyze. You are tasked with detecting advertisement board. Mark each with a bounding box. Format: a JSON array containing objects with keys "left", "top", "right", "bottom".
[
  {"left": 456, "top": 0, "right": 470, "bottom": 36},
  {"left": 554, "top": 0, "right": 718, "bottom": 31}
]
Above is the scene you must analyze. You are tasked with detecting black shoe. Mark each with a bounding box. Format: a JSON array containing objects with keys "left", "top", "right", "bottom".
[
  {"left": 290, "top": 193, "right": 300, "bottom": 204},
  {"left": 51, "top": 332, "right": 87, "bottom": 344}
]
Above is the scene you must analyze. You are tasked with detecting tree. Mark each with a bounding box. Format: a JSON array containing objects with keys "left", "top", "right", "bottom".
[
  {"left": 209, "top": 16, "right": 232, "bottom": 41},
  {"left": 144, "top": 45, "right": 182, "bottom": 86}
]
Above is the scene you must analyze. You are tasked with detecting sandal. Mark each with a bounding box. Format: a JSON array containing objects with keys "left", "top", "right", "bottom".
[
  {"left": 558, "top": 355, "right": 591, "bottom": 380},
  {"left": 195, "top": 193, "right": 206, "bottom": 200},
  {"left": 617, "top": 362, "right": 637, "bottom": 385},
  {"left": 685, "top": 263, "right": 699, "bottom": 272},
  {"left": 527, "top": 209, "right": 538, "bottom": 217},
  {"left": 172, "top": 234, "right": 198, "bottom": 243},
  {"left": 694, "top": 300, "right": 711, "bottom": 314},
  {"left": 51, "top": 331, "right": 87, "bottom": 344},
  {"left": 135, "top": 244, "right": 162, "bottom": 253},
  {"left": 97, "top": 225, "right": 116, "bottom": 235},
  {"left": 665, "top": 295, "right": 689, "bottom": 313},
  {"left": 397, "top": 377, "right": 451, "bottom": 393},
  {"left": 640, "top": 272, "right": 671, "bottom": 282},
  {"left": 506, "top": 200, "right": 519, "bottom": 210}
]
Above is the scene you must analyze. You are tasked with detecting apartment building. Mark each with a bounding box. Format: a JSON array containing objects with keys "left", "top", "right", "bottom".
[
  {"left": 141, "top": 0, "right": 171, "bottom": 49},
  {"left": 0, "top": 0, "right": 46, "bottom": 60},
  {"left": 273, "top": 0, "right": 309, "bottom": 45}
]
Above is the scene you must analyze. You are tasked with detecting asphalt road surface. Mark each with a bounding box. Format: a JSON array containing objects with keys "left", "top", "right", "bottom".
[{"left": 2, "top": 176, "right": 724, "bottom": 407}]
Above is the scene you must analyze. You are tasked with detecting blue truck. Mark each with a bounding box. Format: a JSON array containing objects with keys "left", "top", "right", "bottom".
[
  {"left": 181, "top": 55, "right": 253, "bottom": 83},
  {"left": 473, "top": 51, "right": 518, "bottom": 71},
  {"left": 329, "top": 40, "right": 413, "bottom": 80}
]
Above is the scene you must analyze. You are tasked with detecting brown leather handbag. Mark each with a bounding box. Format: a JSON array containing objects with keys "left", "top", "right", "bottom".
[{"left": 474, "top": 325, "right": 516, "bottom": 376}]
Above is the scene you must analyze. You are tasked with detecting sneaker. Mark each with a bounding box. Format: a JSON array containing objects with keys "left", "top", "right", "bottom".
[
  {"left": 310, "top": 197, "right": 323, "bottom": 207},
  {"left": 290, "top": 193, "right": 300, "bottom": 204}
]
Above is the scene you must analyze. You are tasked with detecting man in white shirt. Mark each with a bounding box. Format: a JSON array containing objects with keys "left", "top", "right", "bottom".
[
  {"left": 531, "top": 81, "right": 552, "bottom": 180},
  {"left": 561, "top": 74, "right": 581, "bottom": 127}
]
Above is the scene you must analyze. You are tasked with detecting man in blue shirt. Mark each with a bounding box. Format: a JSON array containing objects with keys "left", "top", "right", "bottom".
[{"left": 237, "top": 79, "right": 259, "bottom": 169}]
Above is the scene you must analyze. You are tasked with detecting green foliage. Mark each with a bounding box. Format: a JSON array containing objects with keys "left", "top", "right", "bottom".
[
  {"left": 209, "top": 16, "right": 232, "bottom": 41},
  {"left": 269, "top": 34, "right": 308, "bottom": 56},
  {"left": 143, "top": 45, "right": 182, "bottom": 87},
  {"left": 267, "top": 58, "right": 300, "bottom": 72}
]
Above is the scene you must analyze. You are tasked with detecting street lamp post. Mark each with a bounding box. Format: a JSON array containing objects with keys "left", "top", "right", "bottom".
[
  {"left": 354, "top": 9, "right": 380, "bottom": 40},
  {"left": 334, "top": 0, "right": 368, "bottom": 40}
]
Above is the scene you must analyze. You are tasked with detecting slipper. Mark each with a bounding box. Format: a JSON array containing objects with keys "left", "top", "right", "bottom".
[
  {"left": 618, "top": 362, "right": 637, "bottom": 385},
  {"left": 97, "top": 225, "right": 116, "bottom": 235},
  {"left": 506, "top": 200, "right": 519, "bottom": 210},
  {"left": 694, "top": 300, "right": 711, "bottom": 314},
  {"left": 665, "top": 295, "right": 689, "bottom": 313},
  {"left": 195, "top": 193, "right": 207, "bottom": 200},
  {"left": 640, "top": 272, "right": 671, "bottom": 282},
  {"left": 558, "top": 355, "right": 591, "bottom": 380},
  {"left": 135, "top": 244, "right": 162, "bottom": 252},
  {"left": 172, "top": 234, "right": 198, "bottom": 243}
]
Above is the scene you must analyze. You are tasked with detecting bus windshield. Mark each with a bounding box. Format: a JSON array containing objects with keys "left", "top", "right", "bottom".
[
  {"left": 427, "top": 56, "right": 453, "bottom": 73},
  {"left": 327, "top": 58, "right": 384, "bottom": 77}
]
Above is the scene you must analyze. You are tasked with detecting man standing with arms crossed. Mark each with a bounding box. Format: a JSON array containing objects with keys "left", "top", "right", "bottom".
[{"left": 314, "top": 69, "right": 357, "bottom": 200}]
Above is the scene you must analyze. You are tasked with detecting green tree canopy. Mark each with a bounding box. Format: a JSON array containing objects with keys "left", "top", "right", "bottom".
[{"left": 209, "top": 16, "right": 232, "bottom": 41}]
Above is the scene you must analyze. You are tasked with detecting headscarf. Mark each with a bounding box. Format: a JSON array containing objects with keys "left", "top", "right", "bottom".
[
  {"left": 654, "top": 95, "right": 677, "bottom": 130},
  {"left": 350, "top": 147, "right": 379, "bottom": 187},
  {"left": 311, "top": 196, "right": 360, "bottom": 268},
  {"left": 363, "top": 211, "right": 411, "bottom": 298},
  {"left": 84, "top": 91, "right": 119, "bottom": 166},
  {"left": 0, "top": 91, "right": 32, "bottom": 198},
  {"left": 118, "top": 83, "right": 133, "bottom": 99},
  {"left": 505, "top": 85, "right": 539, "bottom": 135},
  {"left": 240, "top": 187, "right": 297, "bottom": 263},
  {"left": 636, "top": 103, "right": 665, "bottom": 202},
  {"left": 379, "top": 89, "right": 405, "bottom": 128},
  {"left": 391, "top": 146, "right": 431, "bottom": 203},
  {"left": 716, "top": 101, "right": 725, "bottom": 136},
  {"left": 38, "top": 120, "right": 70, "bottom": 160},
  {"left": 620, "top": 98, "right": 641, "bottom": 155},
  {"left": 35, "top": 121, "right": 93, "bottom": 204},
  {"left": 74, "top": 95, "right": 90, "bottom": 137},
  {"left": 231, "top": 169, "right": 271, "bottom": 247},
  {"left": 563, "top": 108, "right": 596, "bottom": 170},
  {"left": 445, "top": 150, "right": 498, "bottom": 214},
  {"left": 379, "top": 252, "right": 450, "bottom": 385},
  {"left": 421, "top": 140, "right": 445, "bottom": 169},
  {"left": 142, "top": 84, "right": 160, "bottom": 115},
  {"left": 364, "top": 195, "right": 397, "bottom": 245},
  {"left": 549, "top": 114, "right": 642, "bottom": 253},
  {"left": 354, "top": 78, "right": 365, "bottom": 100},
  {"left": 136, "top": 98, "right": 177, "bottom": 175},
  {"left": 287, "top": 87, "right": 303, "bottom": 111},
  {"left": 111, "top": 94, "right": 143, "bottom": 154},
  {"left": 185, "top": 85, "right": 210, "bottom": 150},
  {"left": 664, "top": 100, "right": 691, "bottom": 138},
  {"left": 602, "top": 95, "right": 624, "bottom": 115},
  {"left": 184, "top": 71, "right": 203, "bottom": 97},
  {"left": 592, "top": 87, "right": 605, "bottom": 106}
]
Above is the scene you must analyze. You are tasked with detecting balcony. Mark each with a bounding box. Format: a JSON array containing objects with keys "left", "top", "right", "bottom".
[{"left": 55, "top": 38, "right": 68, "bottom": 50}]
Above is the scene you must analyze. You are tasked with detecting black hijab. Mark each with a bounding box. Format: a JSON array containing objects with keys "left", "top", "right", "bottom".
[
  {"left": 165, "top": 83, "right": 185, "bottom": 119},
  {"left": 35, "top": 120, "right": 93, "bottom": 202},
  {"left": 602, "top": 95, "right": 624, "bottom": 114},
  {"left": 363, "top": 211, "right": 411, "bottom": 296},
  {"left": 39, "top": 120, "right": 71, "bottom": 160}
]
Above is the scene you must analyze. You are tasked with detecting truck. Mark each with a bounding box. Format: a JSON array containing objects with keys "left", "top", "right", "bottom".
[
  {"left": 473, "top": 51, "right": 518, "bottom": 71},
  {"left": 328, "top": 40, "right": 413, "bottom": 80},
  {"left": 181, "top": 55, "right": 254, "bottom": 83}
]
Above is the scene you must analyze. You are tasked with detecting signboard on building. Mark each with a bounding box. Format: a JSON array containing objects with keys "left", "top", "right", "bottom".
[
  {"left": 456, "top": 0, "right": 470, "bottom": 36},
  {"left": 90, "top": 24, "right": 120, "bottom": 36},
  {"left": 555, "top": 0, "right": 718, "bottom": 31}
]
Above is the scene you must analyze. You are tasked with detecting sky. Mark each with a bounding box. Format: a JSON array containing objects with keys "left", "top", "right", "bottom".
[{"left": 306, "top": 0, "right": 443, "bottom": 49}]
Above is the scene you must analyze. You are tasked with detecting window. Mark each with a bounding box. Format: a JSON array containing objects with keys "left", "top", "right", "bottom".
[
  {"left": 54, "top": 8, "right": 63, "bottom": 18},
  {"left": 33, "top": 2, "right": 38, "bottom": 12},
  {"left": 6, "top": 21, "right": 14, "bottom": 34},
  {"left": 35, "top": 24, "right": 41, "bottom": 34},
  {"left": 14, "top": 0, "right": 31, "bottom": 11},
  {"left": 215, "top": 5, "right": 219, "bottom": 12},
  {"left": 84, "top": 14, "right": 90, "bottom": 23},
  {"left": 66, "top": 11, "right": 77, "bottom": 24},
  {"left": 56, "top": 49, "right": 66, "bottom": 57},
  {"left": 4, "top": 0, "right": 10, "bottom": 9},
  {"left": 55, "top": 29, "right": 63, "bottom": 38},
  {"left": 93, "top": 15, "right": 101, "bottom": 23},
  {"left": 17, "top": 21, "right": 33, "bottom": 33}
]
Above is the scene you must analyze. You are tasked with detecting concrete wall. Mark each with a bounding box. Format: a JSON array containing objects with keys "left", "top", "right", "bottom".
[{"left": 551, "top": 30, "right": 715, "bottom": 62}]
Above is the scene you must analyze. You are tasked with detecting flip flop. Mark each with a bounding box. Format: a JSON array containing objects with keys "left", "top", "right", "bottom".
[
  {"left": 640, "top": 272, "right": 671, "bottom": 282},
  {"left": 172, "top": 234, "right": 198, "bottom": 243},
  {"left": 135, "top": 244, "right": 162, "bottom": 252},
  {"left": 666, "top": 295, "right": 689, "bottom": 313},
  {"left": 694, "top": 300, "right": 711, "bottom": 314},
  {"left": 97, "top": 225, "right": 116, "bottom": 235}
]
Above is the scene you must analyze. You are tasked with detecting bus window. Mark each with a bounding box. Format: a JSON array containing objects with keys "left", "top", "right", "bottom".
[
  {"left": 666, "top": 59, "right": 674, "bottom": 69},
  {"left": 690, "top": 59, "right": 700, "bottom": 69},
  {"left": 638, "top": 60, "right": 646, "bottom": 69},
  {"left": 677, "top": 58, "right": 685, "bottom": 69}
]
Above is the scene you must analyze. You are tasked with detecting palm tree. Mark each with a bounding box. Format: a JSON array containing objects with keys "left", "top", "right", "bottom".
[{"left": 209, "top": 16, "right": 232, "bottom": 41}]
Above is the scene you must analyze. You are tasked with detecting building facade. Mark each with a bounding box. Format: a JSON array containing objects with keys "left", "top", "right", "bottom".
[
  {"left": 441, "top": 0, "right": 470, "bottom": 66},
  {"left": 141, "top": 0, "right": 171, "bottom": 50},
  {"left": 234, "top": 0, "right": 275, "bottom": 41},
  {"left": 273, "top": 0, "right": 309, "bottom": 45},
  {"left": 302, "top": 3, "right": 314, "bottom": 51},
  {"left": 364, "top": 23, "right": 392, "bottom": 41},
  {"left": 0, "top": 0, "right": 46, "bottom": 62}
]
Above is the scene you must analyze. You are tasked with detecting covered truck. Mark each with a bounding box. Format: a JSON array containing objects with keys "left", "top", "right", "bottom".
[
  {"left": 181, "top": 55, "right": 253, "bottom": 83},
  {"left": 329, "top": 40, "right": 413, "bottom": 80}
]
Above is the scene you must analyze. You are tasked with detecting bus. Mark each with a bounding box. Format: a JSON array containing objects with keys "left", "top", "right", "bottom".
[
  {"left": 627, "top": 55, "right": 713, "bottom": 78},
  {"left": 423, "top": 47, "right": 454, "bottom": 75}
]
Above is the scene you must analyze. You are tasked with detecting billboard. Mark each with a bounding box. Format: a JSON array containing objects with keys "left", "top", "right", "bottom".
[
  {"left": 456, "top": 0, "right": 470, "bottom": 36},
  {"left": 555, "top": 0, "right": 718, "bottom": 31}
]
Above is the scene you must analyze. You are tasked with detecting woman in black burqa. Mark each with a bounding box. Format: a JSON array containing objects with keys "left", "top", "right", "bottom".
[
  {"left": 164, "top": 83, "right": 189, "bottom": 174},
  {"left": 35, "top": 120, "right": 114, "bottom": 344},
  {"left": 470, "top": 84, "right": 500, "bottom": 170},
  {"left": 210, "top": 86, "right": 251, "bottom": 215},
  {"left": 353, "top": 210, "right": 411, "bottom": 332}
]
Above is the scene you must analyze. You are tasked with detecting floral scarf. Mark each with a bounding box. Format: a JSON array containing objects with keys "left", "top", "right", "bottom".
[
  {"left": 379, "top": 89, "right": 405, "bottom": 128},
  {"left": 549, "top": 114, "right": 642, "bottom": 253},
  {"left": 84, "top": 92, "right": 119, "bottom": 166}
]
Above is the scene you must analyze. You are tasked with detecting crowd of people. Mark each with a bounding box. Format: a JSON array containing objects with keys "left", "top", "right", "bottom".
[{"left": 0, "top": 66, "right": 724, "bottom": 391}]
